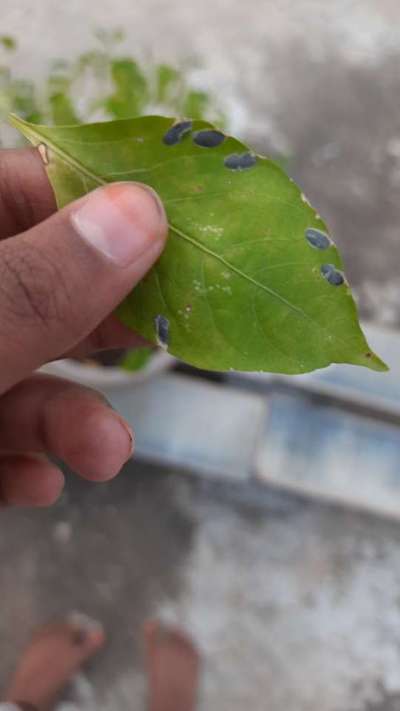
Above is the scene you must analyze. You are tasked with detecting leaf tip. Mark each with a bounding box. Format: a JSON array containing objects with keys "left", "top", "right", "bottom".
[
  {"left": 360, "top": 350, "right": 389, "bottom": 373},
  {"left": 8, "top": 112, "right": 22, "bottom": 129},
  {"left": 8, "top": 113, "right": 39, "bottom": 147}
]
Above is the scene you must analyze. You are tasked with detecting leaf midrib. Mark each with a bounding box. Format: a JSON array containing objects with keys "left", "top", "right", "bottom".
[{"left": 18, "top": 119, "right": 309, "bottom": 319}]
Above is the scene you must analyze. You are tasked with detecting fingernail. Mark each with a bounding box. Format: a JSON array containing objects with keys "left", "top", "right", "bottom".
[
  {"left": 120, "top": 418, "right": 134, "bottom": 458},
  {"left": 109, "top": 413, "right": 134, "bottom": 459},
  {"left": 71, "top": 182, "right": 167, "bottom": 267}
]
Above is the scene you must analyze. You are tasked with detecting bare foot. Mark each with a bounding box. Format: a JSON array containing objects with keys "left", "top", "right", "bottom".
[
  {"left": 4, "top": 613, "right": 105, "bottom": 711},
  {"left": 144, "top": 619, "right": 200, "bottom": 711}
]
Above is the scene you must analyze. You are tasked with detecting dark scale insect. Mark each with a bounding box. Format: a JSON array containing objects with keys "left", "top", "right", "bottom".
[
  {"left": 154, "top": 314, "right": 170, "bottom": 348},
  {"left": 193, "top": 129, "right": 225, "bottom": 148},
  {"left": 320, "top": 263, "right": 345, "bottom": 286},
  {"left": 305, "top": 227, "right": 332, "bottom": 250},
  {"left": 162, "top": 120, "right": 192, "bottom": 146},
  {"left": 224, "top": 152, "right": 257, "bottom": 170}
]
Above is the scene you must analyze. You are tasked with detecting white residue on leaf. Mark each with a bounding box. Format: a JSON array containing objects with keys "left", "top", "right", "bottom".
[
  {"left": 222, "top": 271, "right": 232, "bottom": 280},
  {"left": 179, "top": 308, "right": 191, "bottom": 321},
  {"left": 301, "top": 192, "right": 311, "bottom": 206},
  {"left": 198, "top": 224, "right": 225, "bottom": 237},
  {"left": 38, "top": 142, "right": 49, "bottom": 165},
  {"left": 214, "top": 283, "right": 233, "bottom": 295},
  {"left": 192, "top": 279, "right": 207, "bottom": 294}
]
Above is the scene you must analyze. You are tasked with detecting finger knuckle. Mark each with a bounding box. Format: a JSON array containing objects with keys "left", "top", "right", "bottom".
[
  {"left": 0, "top": 150, "right": 36, "bottom": 237},
  {"left": 0, "top": 238, "right": 69, "bottom": 329}
]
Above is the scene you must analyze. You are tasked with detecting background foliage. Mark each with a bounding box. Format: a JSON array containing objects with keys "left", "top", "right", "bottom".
[{"left": 0, "top": 29, "right": 225, "bottom": 143}]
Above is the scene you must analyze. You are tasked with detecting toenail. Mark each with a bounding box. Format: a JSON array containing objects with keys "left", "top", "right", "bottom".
[{"left": 67, "top": 611, "right": 104, "bottom": 644}]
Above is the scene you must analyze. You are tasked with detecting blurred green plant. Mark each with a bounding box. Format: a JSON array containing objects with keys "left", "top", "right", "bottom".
[
  {"left": 0, "top": 29, "right": 225, "bottom": 142},
  {"left": 0, "top": 35, "right": 16, "bottom": 51}
]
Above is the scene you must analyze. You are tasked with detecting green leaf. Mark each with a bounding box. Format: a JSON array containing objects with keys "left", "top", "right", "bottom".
[
  {"left": 47, "top": 92, "right": 80, "bottom": 126},
  {"left": 46, "top": 71, "right": 80, "bottom": 126},
  {"left": 9, "top": 113, "right": 387, "bottom": 374},
  {"left": 120, "top": 347, "right": 153, "bottom": 371},
  {"left": 10, "top": 80, "right": 42, "bottom": 123},
  {"left": 73, "top": 50, "right": 109, "bottom": 78},
  {"left": 182, "top": 90, "right": 210, "bottom": 120},
  {"left": 105, "top": 59, "right": 148, "bottom": 119},
  {"left": 0, "top": 35, "right": 16, "bottom": 51},
  {"left": 154, "top": 64, "right": 181, "bottom": 105},
  {"left": 94, "top": 27, "right": 125, "bottom": 49}
]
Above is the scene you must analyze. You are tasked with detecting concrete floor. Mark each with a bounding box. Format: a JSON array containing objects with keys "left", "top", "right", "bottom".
[
  {"left": 2, "top": 464, "right": 400, "bottom": 711},
  {"left": 0, "top": 463, "right": 195, "bottom": 710},
  {"left": 2, "top": 2, "right": 400, "bottom": 710}
]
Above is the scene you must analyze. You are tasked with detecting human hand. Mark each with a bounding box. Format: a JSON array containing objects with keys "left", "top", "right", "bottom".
[{"left": 0, "top": 147, "right": 168, "bottom": 506}]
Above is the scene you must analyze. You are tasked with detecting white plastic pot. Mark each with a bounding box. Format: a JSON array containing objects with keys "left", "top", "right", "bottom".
[{"left": 41, "top": 350, "right": 175, "bottom": 390}]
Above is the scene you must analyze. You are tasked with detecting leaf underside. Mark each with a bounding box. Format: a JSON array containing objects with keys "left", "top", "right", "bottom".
[{"left": 10, "top": 113, "right": 387, "bottom": 374}]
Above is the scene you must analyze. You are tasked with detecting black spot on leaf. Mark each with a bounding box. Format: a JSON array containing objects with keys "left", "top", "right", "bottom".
[
  {"left": 320, "top": 264, "right": 344, "bottom": 286},
  {"left": 163, "top": 121, "right": 192, "bottom": 146},
  {"left": 224, "top": 153, "right": 257, "bottom": 170},
  {"left": 154, "top": 314, "right": 169, "bottom": 348},
  {"left": 193, "top": 130, "right": 225, "bottom": 148},
  {"left": 305, "top": 228, "right": 332, "bottom": 250}
]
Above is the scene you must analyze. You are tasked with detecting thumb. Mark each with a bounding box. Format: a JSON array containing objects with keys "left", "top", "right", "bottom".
[{"left": 0, "top": 182, "right": 168, "bottom": 394}]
